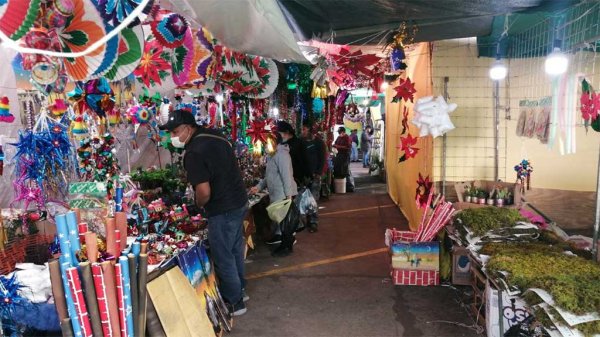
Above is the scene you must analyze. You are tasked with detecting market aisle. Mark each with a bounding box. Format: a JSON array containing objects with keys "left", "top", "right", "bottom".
[{"left": 232, "top": 179, "right": 480, "bottom": 337}]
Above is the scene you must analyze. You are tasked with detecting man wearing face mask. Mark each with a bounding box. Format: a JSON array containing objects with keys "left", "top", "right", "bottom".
[{"left": 160, "top": 109, "right": 249, "bottom": 316}]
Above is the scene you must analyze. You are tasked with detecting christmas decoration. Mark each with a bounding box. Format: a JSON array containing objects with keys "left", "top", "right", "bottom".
[
  {"left": 392, "top": 77, "right": 416, "bottom": 103},
  {"left": 0, "top": 96, "right": 15, "bottom": 123},
  {"left": 514, "top": 159, "right": 533, "bottom": 192},
  {"left": 415, "top": 173, "right": 433, "bottom": 209},
  {"left": 412, "top": 95, "right": 457, "bottom": 138},
  {"left": 397, "top": 133, "right": 419, "bottom": 162},
  {"left": 133, "top": 37, "right": 171, "bottom": 88}
]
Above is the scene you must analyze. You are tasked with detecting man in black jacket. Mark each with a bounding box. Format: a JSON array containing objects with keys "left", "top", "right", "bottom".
[{"left": 301, "top": 122, "right": 326, "bottom": 232}]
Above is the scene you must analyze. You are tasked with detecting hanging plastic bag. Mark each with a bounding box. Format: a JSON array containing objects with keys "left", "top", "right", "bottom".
[
  {"left": 266, "top": 199, "right": 292, "bottom": 223},
  {"left": 280, "top": 199, "right": 301, "bottom": 236},
  {"left": 298, "top": 188, "right": 318, "bottom": 215}
]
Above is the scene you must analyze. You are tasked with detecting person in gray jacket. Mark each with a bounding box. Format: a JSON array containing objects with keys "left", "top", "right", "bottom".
[{"left": 250, "top": 140, "right": 298, "bottom": 257}]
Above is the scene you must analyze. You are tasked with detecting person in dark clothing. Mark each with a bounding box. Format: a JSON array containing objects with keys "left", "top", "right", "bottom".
[
  {"left": 301, "top": 122, "right": 326, "bottom": 233},
  {"left": 350, "top": 129, "right": 359, "bottom": 162},
  {"left": 275, "top": 121, "right": 311, "bottom": 186},
  {"left": 160, "top": 109, "right": 249, "bottom": 316},
  {"left": 361, "top": 126, "right": 374, "bottom": 168}
]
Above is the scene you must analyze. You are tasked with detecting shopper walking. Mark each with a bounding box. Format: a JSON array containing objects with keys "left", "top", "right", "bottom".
[
  {"left": 350, "top": 129, "right": 359, "bottom": 162},
  {"left": 160, "top": 109, "right": 249, "bottom": 316},
  {"left": 301, "top": 122, "right": 326, "bottom": 233},
  {"left": 361, "top": 126, "right": 374, "bottom": 168},
  {"left": 333, "top": 126, "right": 351, "bottom": 180}
]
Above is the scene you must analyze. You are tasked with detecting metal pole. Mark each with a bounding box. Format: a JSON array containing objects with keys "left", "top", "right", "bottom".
[
  {"left": 442, "top": 77, "right": 449, "bottom": 196},
  {"left": 592, "top": 142, "right": 600, "bottom": 260},
  {"left": 493, "top": 81, "right": 500, "bottom": 181}
]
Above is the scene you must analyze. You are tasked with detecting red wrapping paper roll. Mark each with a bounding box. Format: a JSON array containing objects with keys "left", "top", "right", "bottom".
[
  {"left": 78, "top": 223, "right": 88, "bottom": 244},
  {"left": 106, "top": 218, "right": 117, "bottom": 257},
  {"left": 101, "top": 261, "right": 121, "bottom": 337},
  {"left": 115, "top": 230, "right": 121, "bottom": 256},
  {"left": 65, "top": 267, "right": 93, "bottom": 337},
  {"left": 85, "top": 232, "right": 98, "bottom": 264},
  {"left": 115, "top": 263, "right": 127, "bottom": 337},
  {"left": 115, "top": 212, "right": 128, "bottom": 251},
  {"left": 92, "top": 264, "right": 114, "bottom": 337}
]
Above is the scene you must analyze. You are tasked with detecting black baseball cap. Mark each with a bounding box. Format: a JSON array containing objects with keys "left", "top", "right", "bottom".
[
  {"left": 275, "top": 120, "right": 295, "bottom": 134},
  {"left": 159, "top": 109, "right": 196, "bottom": 131}
]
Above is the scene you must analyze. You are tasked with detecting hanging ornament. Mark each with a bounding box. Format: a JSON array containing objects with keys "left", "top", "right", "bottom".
[
  {"left": 133, "top": 37, "right": 171, "bottom": 88},
  {"left": 514, "top": 159, "right": 533, "bottom": 192},
  {"left": 580, "top": 79, "right": 600, "bottom": 132},
  {"left": 397, "top": 133, "right": 419, "bottom": 162},
  {"left": 0, "top": 96, "right": 15, "bottom": 123},
  {"left": 149, "top": 8, "right": 189, "bottom": 48},
  {"left": 390, "top": 46, "right": 407, "bottom": 72},
  {"left": 412, "top": 95, "right": 457, "bottom": 138},
  {"left": 246, "top": 119, "right": 270, "bottom": 144},
  {"left": 50, "top": 99, "right": 68, "bottom": 118},
  {"left": 415, "top": 173, "right": 433, "bottom": 209},
  {"left": 392, "top": 77, "right": 417, "bottom": 103}
]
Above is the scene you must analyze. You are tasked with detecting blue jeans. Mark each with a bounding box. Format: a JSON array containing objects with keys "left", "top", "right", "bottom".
[
  {"left": 351, "top": 143, "right": 358, "bottom": 161},
  {"left": 363, "top": 149, "right": 371, "bottom": 167},
  {"left": 208, "top": 204, "right": 248, "bottom": 305}
]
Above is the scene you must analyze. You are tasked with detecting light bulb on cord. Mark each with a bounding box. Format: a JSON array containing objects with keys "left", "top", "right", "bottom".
[
  {"left": 381, "top": 82, "right": 389, "bottom": 90},
  {"left": 271, "top": 107, "right": 279, "bottom": 116},
  {"left": 545, "top": 47, "right": 568, "bottom": 75},
  {"left": 489, "top": 59, "right": 507, "bottom": 80},
  {"left": 215, "top": 94, "right": 224, "bottom": 103}
]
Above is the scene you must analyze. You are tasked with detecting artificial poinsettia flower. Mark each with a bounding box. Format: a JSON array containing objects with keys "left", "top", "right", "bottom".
[
  {"left": 415, "top": 173, "right": 433, "bottom": 209},
  {"left": 247, "top": 120, "right": 269, "bottom": 144},
  {"left": 398, "top": 133, "right": 419, "bottom": 162},
  {"left": 392, "top": 77, "right": 417, "bottom": 103},
  {"left": 134, "top": 39, "right": 171, "bottom": 87},
  {"left": 581, "top": 92, "right": 594, "bottom": 121}
]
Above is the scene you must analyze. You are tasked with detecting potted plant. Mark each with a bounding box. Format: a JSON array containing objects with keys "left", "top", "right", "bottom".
[
  {"left": 464, "top": 186, "right": 472, "bottom": 203},
  {"left": 486, "top": 190, "right": 495, "bottom": 205},
  {"left": 471, "top": 188, "right": 479, "bottom": 204},
  {"left": 496, "top": 188, "right": 507, "bottom": 207},
  {"left": 505, "top": 191, "right": 514, "bottom": 205},
  {"left": 477, "top": 189, "right": 487, "bottom": 205}
]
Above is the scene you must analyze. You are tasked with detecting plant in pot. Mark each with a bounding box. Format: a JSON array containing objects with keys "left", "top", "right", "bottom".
[
  {"left": 471, "top": 188, "right": 479, "bottom": 203},
  {"left": 505, "top": 191, "right": 514, "bottom": 205},
  {"left": 486, "top": 190, "right": 495, "bottom": 205},
  {"left": 496, "top": 188, "right": 507, "bottom": 207},
  {"left": 477, "top": 189, "right": 487, "bottom": 205},
  {"left": 464, "top": 186, "right": 472, "bottom": 203}
]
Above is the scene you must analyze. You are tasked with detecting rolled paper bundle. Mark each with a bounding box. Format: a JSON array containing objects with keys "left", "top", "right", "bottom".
[
  {"left": 49, "top": 259, "right": 68, "bottom": 321},
  {"left": 65, "top": 266, "right": 92, "bottom": 337},
  {"left": 61, "top": 318, "right": 74, "bottom": 337},
  {"left": 85, "top": 232, "right": 98, "bottom": 263},
  {"left": 128, "top": 254, "right": 139, "bottom": 334},
  {"left": 115, "top": 263, "right": 127, "bottom": 337},
  {"left": 55, "top": 214, "right": 73, "bottom": 264},
  {"left": 78, "top": 223, "right": 88, "bottom": 244},
  {"left": 73, "top": 208, "right": 81, "bottom": 223},
  {"left": 131, "top": 242, "right": 141, "bottom": 257},
  {"left": 66, "top": 211, "right": 81, "bottom": 266},
  {"left": 59, "top": 255, "right": 80, "bottom": 337},
  {"left": 115, "top": 212, "right": 127, "bottom": 251},
  {"left": 106, "top": 218, "right": 117, "bottom": 258},
  {"left": 114, "top": 187, "right": 123, "bottom": 212},
  {"left": 115, "top": 230, "right": 121, "bottom": 256},
  {"left": 101, "top": 261, "right": 121, "bottom": 337},
  {"left": 79, "top": 262, "right": 104, "bottom": 337},
  {"left": 0, "top": 225, "right": 5, "bottom": 250},
  {"left": 92, "top": 263, "right": 115, "bottom": 337},
  {"left": 120, "top": 256, "right": 135, "bottom": 336},
  {"left": 140, "top": 242, "right": 147, "bottom": 254},
  {"left": 136, "top": 254, "right": 148, "bottom": 337}
]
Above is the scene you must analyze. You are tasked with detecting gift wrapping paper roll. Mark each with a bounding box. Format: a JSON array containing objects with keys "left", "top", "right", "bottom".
[
  {"left": 131, "top": 242, "right": 141, "bottom": 257},
  {"left": 55, "top": 214, "right": 73, "bottom": 265},
  {"left": 115, "top": 187, "right": 124, "bottom": 212},
  {"left": 85, "top": 232, "right": 98, "bottom": 263},
  {"left": 49, "top": 259, "right": 69, "bottom": 321},
  {"left": 92, "top": 263, "right": 115, "bottom": 337},
  {"left": 106, "top": 218, "right": 117, "bottom": 258},
  {"left": 115, "top": 212, "right": 128, "bottom": 251},
  {"left": 60, "top": 318, "right": 74, "bottom": 337},
  {"left": 120, "top": 256, "right": 135, "bottom": 337},
  {"left": 79, "top": 262, "right": 104, "bottom": 337},
  {"left": 140, "top": 242, "right": 147, "bottom": 254},
  {"left": 115, "top": 263, "right": 128, "bottom": 337},
  {"left": 115, "top": 230, "right": 121, "bottom": 257},
  {"left": 59, "top": 256, "right": 81, "bottom": 337},
  {"left": 101, "top": 261, "right": 122, "bottom": 337},
  {"left": 73, "top": 208, "right": 82, "bottom": 224},
  {"left": 66, "top": 211, "right": 81, "bottom": 265},
  {"left": 136, "top": 254, "right": 148, "bottom": 337},
  {"left": 66, "top": 266, "right": 93, "bottom": 337},
  {"left": 78, "top": 223, "right": 88, "bottom": 244},
  {"left": 128, "top": 254, "right": 139, "bottom": 334}
]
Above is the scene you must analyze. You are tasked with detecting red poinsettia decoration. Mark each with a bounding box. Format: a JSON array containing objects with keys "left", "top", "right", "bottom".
[
  {"left": 397, "top": 133, "right": 419, "bottom": 162},
  {"left": 415, "top": 173, "right": 433, "bottom": 209},
  {"left": 246, "top": 119, "right": 270, "bottom": 144},
  {"left": 392, "top": 77, "right": 417, "bottom": 103},
  {"left": 333, "top": 48, "right": 381, "bottom": 76},
  {"left": 133, "top": 39, "right": 171, "bottom": 87},
  {"left": 581, "top": 91, "right": 599, "bottom": 121}
]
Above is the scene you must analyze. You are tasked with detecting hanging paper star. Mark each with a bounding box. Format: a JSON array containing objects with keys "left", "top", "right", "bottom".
[
  {"left": 401, "top": 106, "right": 409, "bottom": 135},
  {"left": 332, "top": 48, "right": 381, "bottom": 77},
  {"left": 133, "top": 38, "right": 171, "bottom": 87},
  {"left": 392, "top": 77, "right": 417, "bottom": 103},
  {"left": 397, "top": 133, "right": 419, "bottom": 162},
  {"left": 246, "top": 119, "right": 270, "bottom": 144},
  {"left": 0, "top": 274, "right": 25, "bottom": 321},
  {"left": 415, "top": 173, "right": 433, "bottom": 209}
]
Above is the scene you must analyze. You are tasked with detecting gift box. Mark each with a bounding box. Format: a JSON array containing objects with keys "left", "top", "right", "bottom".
[{"left": 386, "top": 229, "right": 440, "bottom": 286}]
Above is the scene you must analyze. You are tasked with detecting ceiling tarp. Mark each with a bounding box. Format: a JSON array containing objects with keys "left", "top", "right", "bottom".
[
  {"left": 278, "top": 0, "right": 578, "bottom": 44},
  {"left": 168, "top": 0, "right": 308, "bottom": 62}
]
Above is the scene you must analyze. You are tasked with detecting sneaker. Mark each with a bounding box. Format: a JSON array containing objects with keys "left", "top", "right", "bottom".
[
  {"left": 229, "top": 298, "right": 247, "bottom": 316},
  {"left": 242, "top": 289, "right": 250, "bottom": 302},
  {"left": 266, "top": 235, "right": 282, "bottom": 245}
]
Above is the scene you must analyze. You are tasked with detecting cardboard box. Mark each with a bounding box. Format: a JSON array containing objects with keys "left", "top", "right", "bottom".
[
  {"left": 485, "top": 282, "right": 530, "bottom": 337},
  {"left": 452, "top": 246, "right": 472, "bottom": 285},
  {"left": 390, "top": 241, "right": 440, "bottom": 286}
]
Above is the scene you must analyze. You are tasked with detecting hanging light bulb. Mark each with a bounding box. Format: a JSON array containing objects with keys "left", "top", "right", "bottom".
[
  {"left": 215, "top": 94, "right": 224, "bottom": 103},
  {"left": 489, "top": 59, "right": 507, "bottom": 80},
  {"left": 271, "top": 107, "right": 279, "bottom": 116},
  {"left": 381, "top": 81, "right": 389, "bottom": 90},
  {"left": 545, "top": 47, "right": 568, "bottom": 75},
  {"left": 253, "top": 140, "right": 263, "bottom": 156}
]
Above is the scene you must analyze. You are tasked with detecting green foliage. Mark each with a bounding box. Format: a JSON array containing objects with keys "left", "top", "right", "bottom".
[
  {"left": 529, "top": 293, "right": 600, "bottom": 337},
  {"left": 455, "top": 207, "right": 524, "bottom": 236},
  {"left": 131, "top": 166, "right": 185, "bottom": 193}
]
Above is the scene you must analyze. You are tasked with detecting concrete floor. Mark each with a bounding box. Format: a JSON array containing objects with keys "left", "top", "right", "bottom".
[{"left": 231, "top": 164, "right": 481, "bottom": 337}]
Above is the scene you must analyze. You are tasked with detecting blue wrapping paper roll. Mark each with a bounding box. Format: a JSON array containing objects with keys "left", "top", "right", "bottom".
[
  {"left": 56, "top": 214, "right": 73, "bottom": 264},
  {"left": 115, "top": 187, "right": 123, "bottom": 212},
  {"left": 119, "top": 256, "right": 135, "bottom": 336},
  {"left": 59, "top": 255, "right": 82, "bottom": 337},
  {"left": 66, "top": 211, "right": 81, "bottom": 266},
  {"left": 131, "top": 242, "right": 141, "bottom": 257}
]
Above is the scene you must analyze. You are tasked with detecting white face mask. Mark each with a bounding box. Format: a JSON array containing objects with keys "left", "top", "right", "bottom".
[{"left": 171, "top": 127, "right": 190, "bottom": 148}]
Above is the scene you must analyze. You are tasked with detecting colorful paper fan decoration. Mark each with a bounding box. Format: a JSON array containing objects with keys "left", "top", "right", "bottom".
[
  {"left": 104, "top": 25, "right": 144, "bottom": 81},
  {"left": 0, "top": 96, "right": 15, "bottom": 123},
  {"left": 150, "top": 9, "right": 189, "bottom": 48},
  {"left": 128, "top": 105, "right": 150, "bottom": 125},
  {"left": 0, "top": 0, "right": 41, "bottom": 40},
  {"left": 177, "top": 27, "right": 214, "bottom": 88},
  {"left": 246, "top": 59, "right": 279, "bottom": 99},
  {"left": 133, "top": 37, "right": 171, "bottom": 88},
  {"left": 58, "top": 0, "right": 108, "bottom": 81},
  {"left": 87, "top": 13, "right": 120, "bottom": 79},
  {"left": 171, "top": 28, "right": 194, "bottom": 86},
  {"left": 96, "top": 0, "right": 148, "bottom": 26}
]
